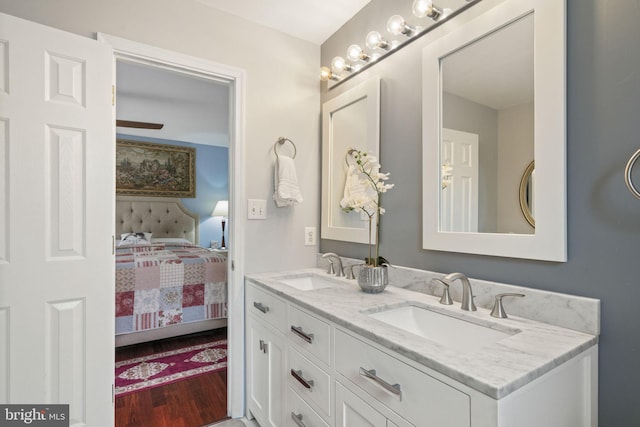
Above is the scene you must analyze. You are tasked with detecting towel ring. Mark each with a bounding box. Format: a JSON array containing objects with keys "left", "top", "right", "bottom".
[
  {"left": 625, "top": 148, "right": 640, "bottom": 200},
  {"left": 274, "top": 137, "right": 296, "bottom": 159}
]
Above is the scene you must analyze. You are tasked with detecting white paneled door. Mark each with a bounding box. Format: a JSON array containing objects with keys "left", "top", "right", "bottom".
[
  {"left": 0, "top": 12, "right": 115, "bottom": 427},
  {"left": 440, "top": 128, "right": 479, "bottom": 233}
]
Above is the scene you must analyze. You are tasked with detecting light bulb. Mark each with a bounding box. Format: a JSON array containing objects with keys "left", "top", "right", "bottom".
[
  {"left": 366, "top": 31, "right": 390, "bottom": 50},
  {"left": 412, "top": 0, "right": 443, "bottom": 20},
  {"left": 331, "top": 56, "right": 352, "bottom": 73},
  {"left": 387, "top": 15, "right": 415, "bottom": 37},
  {"left": 320, "top": 66, "right": 340, "bottom": 82},
  {"left": 412, "top": 0, "right": 431, "bottom": 18},
  {"left": 346, "top": 44, "right": 370, "bottom": 62},
  {"left": 387, "top": 15, "right": 405, "bottom": 35}
]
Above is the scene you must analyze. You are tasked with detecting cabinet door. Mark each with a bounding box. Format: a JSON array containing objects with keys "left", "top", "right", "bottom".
[
  {"left": 265, "top": 327, "right": 286, "bottom": 427},
  {"left": 247, "top": 317, "right": 268, "bottom": 418},
  {"left": 247, "top": 315, "right": 285, "bottom": 427},
  {"left": 336, "top": 382, "right": 387, "bottom": 427}
]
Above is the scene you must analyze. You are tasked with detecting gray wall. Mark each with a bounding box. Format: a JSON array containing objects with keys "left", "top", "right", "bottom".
[{"left": 320, "top": 0, "right": 640, "bottom": 425}]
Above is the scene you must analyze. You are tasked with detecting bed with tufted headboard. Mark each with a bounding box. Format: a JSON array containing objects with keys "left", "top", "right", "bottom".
[
  {"left": 116, "top": 196, "right": 200, "bottom": 244},
  {"left": 115, "top": 196, "right": 227, "bottom": 347}
]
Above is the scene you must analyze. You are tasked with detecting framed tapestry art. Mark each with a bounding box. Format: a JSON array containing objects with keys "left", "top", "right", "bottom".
[{"left": 116, "top": 139, "right": 196, "bottom": 197}]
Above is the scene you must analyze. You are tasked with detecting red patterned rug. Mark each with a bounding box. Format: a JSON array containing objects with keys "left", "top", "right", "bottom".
[{"left": 115, "top": 339, "right": 227, "bottom": 396}]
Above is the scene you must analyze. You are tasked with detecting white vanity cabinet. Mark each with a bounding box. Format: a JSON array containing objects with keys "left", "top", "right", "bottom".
[
  {"left": 245, "top": 280, "right": 597, "bottom": 427},
  {"left": 246, "top": 281, "right": 435, "bottom": 427},
  {"left": 246, "top": 283, "right": 287, "bottom": 427}
]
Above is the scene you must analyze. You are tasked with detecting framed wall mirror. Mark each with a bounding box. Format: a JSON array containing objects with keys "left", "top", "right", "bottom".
[
  {"left": 321, "top": 76, "right": 381, "bottom": 244},
  {"left": 422, "top": 0, "right": 566, "bottom": 261}
]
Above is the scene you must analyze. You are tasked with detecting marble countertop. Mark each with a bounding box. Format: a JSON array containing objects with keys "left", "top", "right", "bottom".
[{"left": 246, "top": 268, "right": 599, "bottom": 400}]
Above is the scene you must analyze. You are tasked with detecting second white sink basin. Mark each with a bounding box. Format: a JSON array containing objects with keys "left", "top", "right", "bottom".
[
  {"left": 368, "top": 304, "right": 516, "bottom": 353},
  {"left": 278, "top": 274, "right": 338, "bottom": 291}
]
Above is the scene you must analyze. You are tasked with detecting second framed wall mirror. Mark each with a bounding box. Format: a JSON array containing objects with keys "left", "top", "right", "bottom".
[
  {"left": 321, "top": 76, "right": 381, "bottom": 244},
  {"left": 422, "top": 0, "right": 566, "bottom": 261}
]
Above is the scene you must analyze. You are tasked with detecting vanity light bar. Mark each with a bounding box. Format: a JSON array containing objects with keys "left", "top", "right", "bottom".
[{"left": 319, "top": 0, "right": 450, "bottom": 84}]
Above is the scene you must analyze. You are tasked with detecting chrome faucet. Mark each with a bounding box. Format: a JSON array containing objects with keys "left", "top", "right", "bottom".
[
  {"left": 430, "top": 278, "right": 453, "bottom": 305},
  {"left": 442, "top": 272, "right": 476, "bottom": 311},
  {"left": 322, "top": 253, "right": 344, "bottom": 277},
  {"left": 345, "top": 263, "right": 364, "bottom": 280}
]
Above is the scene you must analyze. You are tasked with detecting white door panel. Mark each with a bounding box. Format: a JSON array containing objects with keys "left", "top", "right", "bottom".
[
  {"left": 0, "top": 12, "right": 114, "bottom": 426},
  {"left": 440, "top": 128, "right": 479, "bottom": 232}
]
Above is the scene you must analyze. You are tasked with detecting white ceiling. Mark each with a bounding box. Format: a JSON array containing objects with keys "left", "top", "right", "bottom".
[
  {"left": 196, "top": 0, "right": 371, "bottom": 44},
  {"left": 116, "top": 61, "right": 231, "bottom": 147}
]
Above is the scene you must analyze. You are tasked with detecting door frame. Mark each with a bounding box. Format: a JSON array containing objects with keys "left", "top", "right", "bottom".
[{"left": 97, "top": 33, "right": 246, "bottom": 419}]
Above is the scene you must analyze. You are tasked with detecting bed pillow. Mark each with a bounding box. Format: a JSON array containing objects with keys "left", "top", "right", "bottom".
[{"left": 118, "top": 232, "right": 152, "bottom": 247}]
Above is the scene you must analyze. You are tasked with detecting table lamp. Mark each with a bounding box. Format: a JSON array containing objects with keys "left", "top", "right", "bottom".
[{"left": 211, "top": 200, "right": 228, "bottom": 249}]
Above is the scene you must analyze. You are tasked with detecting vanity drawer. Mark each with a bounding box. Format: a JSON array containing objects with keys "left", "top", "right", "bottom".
[
  {"left": 288, "top": 304, "right": 332, "bottom": 366},
  {"left": 287, "top": 386, "right": 330, "bottom": 427},
  {"left": 335, "top": 328, "right": 470, "bottom": 427},
  {"left": 246, "top": 282, "right": 287, "bottom": 332},
  {"left": 288, "top": 347, "right": 332, "bottom": 418}
]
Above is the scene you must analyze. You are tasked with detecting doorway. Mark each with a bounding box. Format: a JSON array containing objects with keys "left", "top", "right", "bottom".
[
  {"left": 114, "top": 60, "right": 230, "bottom": 425},
  {"left": 100, "top": 33, "right": 246, "bottom": 420}
]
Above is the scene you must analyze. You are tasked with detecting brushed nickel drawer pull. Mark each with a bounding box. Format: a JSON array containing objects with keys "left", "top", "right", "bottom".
[
  {"left": 359, "top": 367, "right": 402, "bottom": 400},
  {"left": 291, "top": 369, "right": 314, "bottom": 390},
  {"left": 291, "top": 412, "right": 306, "bottom": 427},
  {"left": 253, "top": 301, "right": 269, "bottom": 314},
  {"left": 291, "top": 325, "right": 314, "bottom": 343}
]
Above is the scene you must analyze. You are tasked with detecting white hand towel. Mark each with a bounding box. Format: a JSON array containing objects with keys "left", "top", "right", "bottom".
[
  {"left": 341, "top": 164, "right": 375, "bottom": 220},
  {"left": 273, "top": 155, "right": 303, "bottom": 207},
  {"left": 341, "top": 164, "right": 366, "bottom": 203}
]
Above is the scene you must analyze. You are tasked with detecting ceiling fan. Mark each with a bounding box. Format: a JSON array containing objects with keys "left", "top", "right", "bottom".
[{"left": 116, "top": 119, "right": 164, "bottom": 130}]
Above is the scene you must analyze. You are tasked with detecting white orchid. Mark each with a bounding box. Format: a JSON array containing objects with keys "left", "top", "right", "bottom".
[{"left": 341, "top": 148, "right": 394, "bottom": 266}]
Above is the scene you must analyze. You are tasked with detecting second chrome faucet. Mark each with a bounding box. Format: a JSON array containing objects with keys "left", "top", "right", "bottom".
[
  {"left": 322, "top": 252, "right": 344, "bottom": 277},
  {"left": 432, "top": 272, "right": 477, "bottom": 311}
]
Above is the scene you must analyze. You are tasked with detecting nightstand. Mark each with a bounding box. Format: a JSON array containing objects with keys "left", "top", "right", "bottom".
[{"left": 209, "top": 248, "right": 228, "bottom": 257}]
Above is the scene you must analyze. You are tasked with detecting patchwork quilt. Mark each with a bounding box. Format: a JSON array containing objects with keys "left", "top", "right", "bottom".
[{"left": 115, "top": 243, "right": 227, "bottom": 335}]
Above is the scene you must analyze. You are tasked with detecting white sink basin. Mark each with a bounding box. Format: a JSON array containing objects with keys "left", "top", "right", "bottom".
[
  {"left": 368, "top": 305, "right": 515, "bottom": 353},
  {"left": 278, "top": 274, "right": 338, "bottom": 291}
]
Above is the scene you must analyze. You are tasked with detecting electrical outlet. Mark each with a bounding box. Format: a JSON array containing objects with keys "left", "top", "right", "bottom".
[
  {"left": 304, "top": 227, "right": 316, "bottom": 246},
  {"left": 248, "top": 199, "right": 267, "bottom": 219}
]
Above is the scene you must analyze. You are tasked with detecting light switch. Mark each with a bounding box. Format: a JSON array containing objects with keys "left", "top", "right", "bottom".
[{"left": 248, "top": 199, "right": 267, "bottom": 219}]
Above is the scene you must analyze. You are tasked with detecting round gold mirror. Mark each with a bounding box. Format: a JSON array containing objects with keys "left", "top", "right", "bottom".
[{"left": 519, "top": 161, "right": 535, "bottom": 228}]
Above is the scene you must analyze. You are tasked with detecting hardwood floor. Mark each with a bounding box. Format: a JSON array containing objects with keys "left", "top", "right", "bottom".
[{"left": 115, "top": 328, "right": 229, "bottom": 427}]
